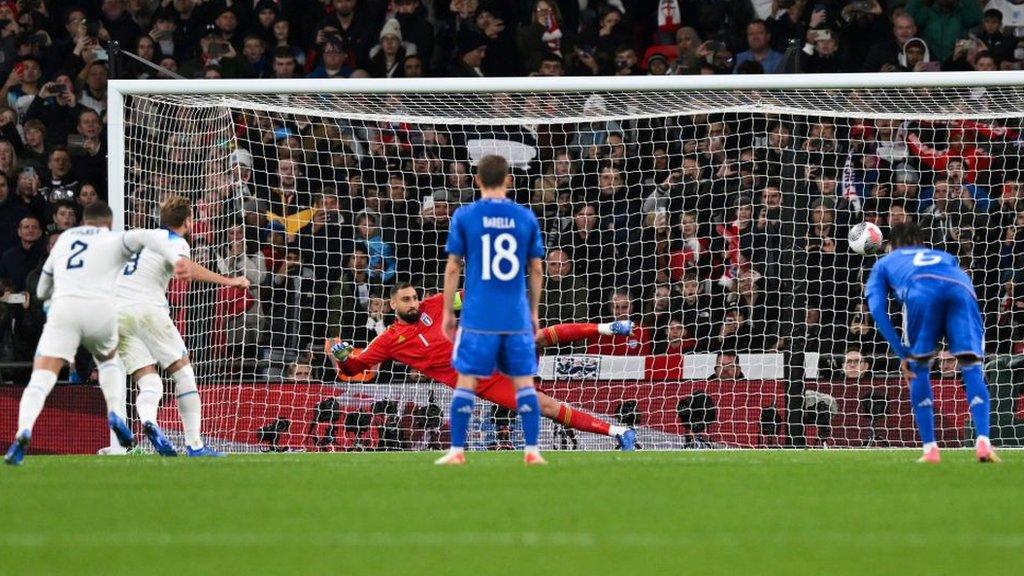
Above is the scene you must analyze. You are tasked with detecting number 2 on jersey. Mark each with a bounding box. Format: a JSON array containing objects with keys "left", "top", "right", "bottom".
[
  {"left": 66, "top": 240, "right": 89, "bottom": 269},
  {"left": 481, "top": 233, "right": 519, "bottom": 281}
]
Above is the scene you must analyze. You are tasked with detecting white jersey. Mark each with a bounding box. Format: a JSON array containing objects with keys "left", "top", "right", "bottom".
[
  {"left": 38, "top": 226, "right": 185, "bottom": 302},
  {"left": 114, "top": 230, "right": 192, "bottom": 307}
]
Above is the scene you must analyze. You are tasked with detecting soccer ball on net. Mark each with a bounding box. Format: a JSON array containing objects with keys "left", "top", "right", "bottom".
[{"left": 848, "top": 222, "right": 885, "bottom": 255}]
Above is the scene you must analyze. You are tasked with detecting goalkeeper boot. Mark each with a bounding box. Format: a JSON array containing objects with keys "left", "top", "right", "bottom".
[
  {"left": 976, "top": 438, "right": 1001, "bottom": 463},
  {"left": 616, "top": 429, "right": 637, "bottom": 451},
  {"left": 434, "top": 449, "right": 466, "bottom": 466},
  {"left": 143, "top": 421, "right": 177, "bottom": 457},
  {"left": 916, "top": 444, "right": 941, "bottom": 464},
  {"left": 186, "top": 445, "right": 224, "bottom": 458},
  {"left": 108, "top": 412, "right": 136, "bottom": 450},
  {"left": 523, "top": 450, "right": 547, "bottom": 466},
  {"left": 4, "top": 430, "right": 30, "bottom": 465}
]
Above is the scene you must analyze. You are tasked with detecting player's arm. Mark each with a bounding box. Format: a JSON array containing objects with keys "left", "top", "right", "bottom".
[
  {"left": 189, "top": 261, "right": 250, "bottom": 289},
  {"left": 442, "top": 255, "right": 463, "bottom": 341},
  {"left": 527, "top": 257, "right": 543, "bottom": 332},
  {"left": 36, "top": 254, "right": 55, "bottom": 301},
  {"left": 122, "top": 229, "right": 192, "bottom": 279},
  {"left": 442, "top": 209, "right": 466, "bottom": 341},
  {"left": 422, "top": 289, "right": 463, "bottom": 310},
  {"left": 864, "top": 263, "right": 908, "bottom": 359},
  {"left": 526, "top": 215, "right": 546, "bottom": 332},
  {"left": 332, "top": 332, "right": 393, "bottom": 376}
]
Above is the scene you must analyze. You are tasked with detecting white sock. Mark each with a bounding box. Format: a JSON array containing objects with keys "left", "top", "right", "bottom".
[
  {"left": 608, "top": 425, "right": 628, "bottom": 437},
  {"left": 172, "top": 365, "right": 203, "bottom": 449},
  {"left": 107, "top": 375, "right": 127, "bottom": 450},
  {"left": 448, "top": 446, "right": 465, "bottom": 455},
  {"left": 597, "top": 322, "right": 613, "bottom": 336},
  {"left": 922, "top": 441, "right": 938, "bottom": 453},
  {"left": 17, "top": 370, "right": 59, "bottom": 433},
  {"left": 96, "top": 357, "right": 127, "bottom": 418},
  {"left": 524, "top": 445, "right": 540, "bottom": 455},
  {"left": 977, "top": 435, "right": 990, "bottom": 446},
  {"left": 135, "top": 373, "right": 164, "bottom": 425}
]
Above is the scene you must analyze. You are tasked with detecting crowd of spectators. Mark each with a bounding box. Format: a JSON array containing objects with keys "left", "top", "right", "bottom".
[{"left": 2, "top": 0, "right": 1024, "bottom": 383}]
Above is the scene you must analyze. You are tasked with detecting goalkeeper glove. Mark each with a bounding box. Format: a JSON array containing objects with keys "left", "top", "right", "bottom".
[{"left": 331, "top": 341, "right": 355, "bottom": 362}]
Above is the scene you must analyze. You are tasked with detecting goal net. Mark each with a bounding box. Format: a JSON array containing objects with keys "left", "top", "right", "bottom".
[{"left": 111, "top": 76, "right": 1024, "bottom": 452}]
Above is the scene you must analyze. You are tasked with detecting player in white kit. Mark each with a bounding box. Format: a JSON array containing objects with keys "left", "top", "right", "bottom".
[
  {"left": 112, "top": 195, "right": 249, "bottom": 457},
  {"left": 5, "top": 201, "right": 191, "bottom": 465}
]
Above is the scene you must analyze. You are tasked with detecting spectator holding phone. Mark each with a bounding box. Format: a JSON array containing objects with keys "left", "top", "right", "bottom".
[
  {"left": 2, "top": 56, "right": 42, "bottom": 121},
  {"left": 23, "top": 73, "right": 82, "bottom": 147},
  {"left": 180, "top": 26, "right": 246, "bottom": 79}
]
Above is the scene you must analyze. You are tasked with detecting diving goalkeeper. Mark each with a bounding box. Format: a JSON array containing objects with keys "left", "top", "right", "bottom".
[{"left": 331, "top": 282, "right": 637, "bottom": 449}]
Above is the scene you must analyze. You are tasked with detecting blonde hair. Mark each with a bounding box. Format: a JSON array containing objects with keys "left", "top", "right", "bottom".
[{"left": 160, "top": 195, "right": 193, "bottom": 228}]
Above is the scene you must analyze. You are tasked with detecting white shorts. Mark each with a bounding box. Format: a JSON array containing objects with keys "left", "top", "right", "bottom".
[
  {"left": 117, "top": 305, "right": 188, "bottom": 374},
  {"left": 36, "top": 299, "right": 119, "bottom": 362}
]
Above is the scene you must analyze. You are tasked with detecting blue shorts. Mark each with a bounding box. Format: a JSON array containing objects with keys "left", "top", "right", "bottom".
[
  {"left": 452, "top": 329, "right": 538, "bottom": 378},
  {"left": 904, "top": 278, "right": 984, "bottom": 359}
]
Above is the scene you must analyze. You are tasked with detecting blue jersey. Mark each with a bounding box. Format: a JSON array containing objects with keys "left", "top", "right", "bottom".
[
  {"left": 446, "top": 198, "right": 544, "bottom": 333},
  {"left": 865, "top": 247, "right": 982, "bottom": 359}
]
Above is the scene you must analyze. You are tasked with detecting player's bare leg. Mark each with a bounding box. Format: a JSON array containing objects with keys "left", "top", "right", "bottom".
[
  {"left": 435, "top": 376, "right": 478, "bottom": 465},
  {"left": 5, "top": 356, "right": 64, "bottom": 465},
  {"left": 956, "top": 354, "right": 999, "bottom": 463}
]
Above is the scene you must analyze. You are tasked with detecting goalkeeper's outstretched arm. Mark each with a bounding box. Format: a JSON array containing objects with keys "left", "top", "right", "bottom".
[{"left": 332, "top": 333, "right": 394, "bottom": 376}]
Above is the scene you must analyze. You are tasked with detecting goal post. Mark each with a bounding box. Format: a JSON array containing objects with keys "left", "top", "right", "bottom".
[{"left": 107, "top": 72, "right": 1024, "bottom": 452}]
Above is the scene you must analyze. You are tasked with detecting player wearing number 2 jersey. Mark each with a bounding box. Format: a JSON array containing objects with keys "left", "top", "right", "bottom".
[
  {"left": 865, "top": 222, "right": 998, "bottom": 464},
  {"left": 437, "top": 155, "right": 547, "bottom": 465},
  {"left": 5, "top": 202, "right": 192, "bottom": 465}
]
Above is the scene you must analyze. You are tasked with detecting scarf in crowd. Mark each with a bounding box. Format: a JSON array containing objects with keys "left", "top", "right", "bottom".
[
  {"left": 658, "top": 0, "right": 681, "bottom": 34},
  {"left": 542, "top": 12, "right": 563, "bottom": 55}
]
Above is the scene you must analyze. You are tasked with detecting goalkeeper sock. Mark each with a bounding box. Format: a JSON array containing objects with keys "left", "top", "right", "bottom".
[
  {"left": 449, "top": 387, "right": 475, "bottom": 450},
  {"left": 537, "top": 323, "right": 599, "bottom": 347},
  {"left": 96, "top": 357, "right": 127, "bottom": 419},
  {"left": 17, "top": 370, "right": 58, "bottom": 432},
  {"left": 135, "top": 373, "right": 163, "bottom": 425},
  {"left": 554, "top": 403, "right": 613, "bottom": 437},
  {"left": 908, "top": 360, "right": 936, "bottom": 446},
  {"left": 960, "top": 362, "right": 991, "bottom": 440},
  {"left": 172, "top": 365, "right": 203, "bottom": 450},
  {"left": 516, "top": 387, "right": 541, "bottom": 449}
]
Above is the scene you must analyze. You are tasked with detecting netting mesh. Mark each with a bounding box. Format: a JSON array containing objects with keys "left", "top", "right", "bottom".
[{"left": 120, "top": 85, "right": 1024, "bottom": 452}]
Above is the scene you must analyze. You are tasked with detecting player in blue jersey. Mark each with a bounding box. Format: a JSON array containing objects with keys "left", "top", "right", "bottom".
[
  {"left": 437, "top": 155, "right": 546, "bottom": 466},
  {"left": 865, "top": 222, "right": 999, "bottom": 463}
]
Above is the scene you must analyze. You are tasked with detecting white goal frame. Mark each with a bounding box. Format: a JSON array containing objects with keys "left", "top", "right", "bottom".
[{"left": 107, "top": 71, "right": 1024, "bottom": 231}]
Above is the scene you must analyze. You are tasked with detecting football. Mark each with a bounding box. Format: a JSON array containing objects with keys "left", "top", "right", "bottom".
[{"left": 848, "top": 221, "right": 885, "bottom": 255}]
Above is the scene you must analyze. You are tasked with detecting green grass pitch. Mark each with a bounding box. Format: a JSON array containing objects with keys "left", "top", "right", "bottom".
[{"left": 1, "top": 450, "right": 1020, "bottom": 576}]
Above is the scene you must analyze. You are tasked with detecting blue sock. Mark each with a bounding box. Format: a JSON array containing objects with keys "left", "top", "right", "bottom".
[
  {"left": 449, "top": 388, "right": 475, "bottom": 449},
  {"left": 961, "top": 363, "right": 991, "bottom": 439},
  {"left": 908, "top": 360, "right": 936, "bottom": 445},
  {"left": 516, "top": 387, "right": 541, "bottom": 448}
]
